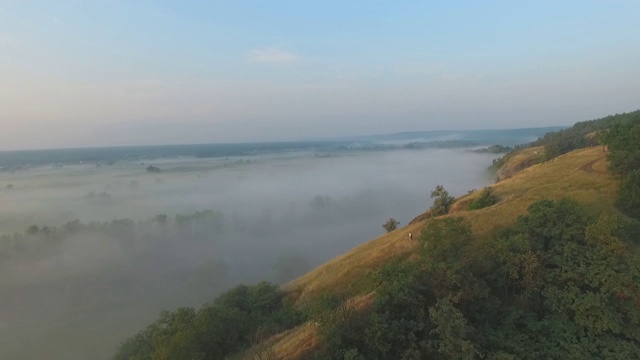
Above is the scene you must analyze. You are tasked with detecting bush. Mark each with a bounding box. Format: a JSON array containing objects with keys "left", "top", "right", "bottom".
[
  {"left": 467, "top": 187, "right": 498, "bottom": 210},
  {"left": 113, "top": 282, "right": 302, "bottom": 360},
  {"left": 429, "top": 185, "right": 455, "bottom": 216},
  {"left": 382, "top": 218, "right": 399, "bottom": 232}
]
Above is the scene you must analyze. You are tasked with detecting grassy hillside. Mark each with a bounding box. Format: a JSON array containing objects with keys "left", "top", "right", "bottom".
[
  {"left": 113, "top": 110, "right": 640, "bottom": 359},
  {"left": 286, "top": 147, "right": 614, "bottom": 299},
  {"left": 259, "top": 146, "right": 618, "bottom": 359},
  {"left": 493, "top": 146, "right": 545, "bottom": 181}
]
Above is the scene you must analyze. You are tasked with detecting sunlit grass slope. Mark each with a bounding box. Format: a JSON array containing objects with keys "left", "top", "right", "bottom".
[
  {"left": 495, "top": 145, "right": 545, "bottom": 181},
  {"left": 260, "top": 146, "right": 615, "bottom": 359},
  {"left": 455, "top": 146, "right": 615, "bottom": 237}
]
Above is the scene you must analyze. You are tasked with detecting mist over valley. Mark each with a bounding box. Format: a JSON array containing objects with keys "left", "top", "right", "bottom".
[{"left": 0, "top": 131, "right": 534, "bottom": 359}]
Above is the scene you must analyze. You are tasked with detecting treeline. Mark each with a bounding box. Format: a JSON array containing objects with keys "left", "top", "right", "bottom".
[
  {"left": 310, "top": 199, "right": 640, "bottom": 359},
  {"left": 0, "top": 209, "right": 225, "bottom": 261},
  {"left": 602, "top": 111, "right": 640, "bottom": 219},
  {"left": 531, "top": 110, "right": 639, "bottom": 160}
]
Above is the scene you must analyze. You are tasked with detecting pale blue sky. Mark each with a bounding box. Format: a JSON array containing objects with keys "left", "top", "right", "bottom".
[{"left": 0, "top": 1, "right": 639, "bottom": 149}]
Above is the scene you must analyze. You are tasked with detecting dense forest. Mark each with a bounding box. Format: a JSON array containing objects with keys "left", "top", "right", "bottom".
[{"left": 109, "top": 111, "right": 640, "bottom": 359}]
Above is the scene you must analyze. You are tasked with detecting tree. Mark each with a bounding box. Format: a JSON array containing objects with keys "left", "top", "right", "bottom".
[
  {"left": 113, "top": 282, "right": 302, "bottom": 360},
  {"left": 603, "top": 115, "right": 640, "bottom": 175},
  {"left": 146, "top": 165, "right": 162, "bottom": 173},
  {"left": 429, "top": 185, "right": 455, "bottom": 216},
  {"left": 26, "top": 225, "right": 40, "bottom": 235},
  {"left": 544, "top": 143, "right": 561, "bottom": 161},
  {"left": 382, "top": 218, "right": 399, "bottom": 232},
  {"left": 516, "top": 198, "right": 588, "bottom": 253},
  {"left": 429, "top": 296, "right": 479, "bottom": 360},
  {"left": 616, "top": 170, "right": 640, "bottom": 219},
  {"left": 419, "top": 217, "right": 482, "bottom": 300}
]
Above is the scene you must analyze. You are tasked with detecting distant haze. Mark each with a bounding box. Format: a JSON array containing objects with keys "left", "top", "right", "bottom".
[
  {"left": 1, "top": 1, "right": 639, "bottom": 150},
  {"left": 0, "top": 147, "right": 496, "bottom": 359}
]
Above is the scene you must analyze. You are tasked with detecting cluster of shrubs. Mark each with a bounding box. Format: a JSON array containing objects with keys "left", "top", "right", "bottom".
[
  {"left": 113, "top": 282, "right": 302, "bottom": 360},
  {"left": 466, "top": 187, "right": 497, "bottom": 210},
  {"left": 311, "top": 200, "right": 640, "bottom": 359}
]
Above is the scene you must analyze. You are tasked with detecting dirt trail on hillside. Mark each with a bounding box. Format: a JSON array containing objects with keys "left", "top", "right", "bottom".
[{"left": 579, "top": 157, "right": 607, "bottom": 174}]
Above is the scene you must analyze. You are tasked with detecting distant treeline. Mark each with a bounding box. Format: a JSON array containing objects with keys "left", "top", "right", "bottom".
[
  {"left": 531, "top": 110, "right": 640, "bottom": 159},
  {"left": 0, "top": 210, "right": 231, "bottom": 320},
  {"left": 0, "top": 127, "right": 559, "bottom": 168},
  {"left": 472, "top": 144, "right": 513, "bottom": 154},
  {"left": 1, "top": 209, "right": 225, "bottom": 255},
  {"left": 0, "top": 141, "right": 348, "bottom": 168}
]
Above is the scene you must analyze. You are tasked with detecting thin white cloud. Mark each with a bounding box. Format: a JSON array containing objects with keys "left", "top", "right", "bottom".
[{"left": 247, "top": 47, "right": 298, "bottom": 64}]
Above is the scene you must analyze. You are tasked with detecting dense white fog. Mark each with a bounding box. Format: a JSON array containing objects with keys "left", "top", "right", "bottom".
[{"left": 0, "top": 148, "right": 497, "bottom": 359}]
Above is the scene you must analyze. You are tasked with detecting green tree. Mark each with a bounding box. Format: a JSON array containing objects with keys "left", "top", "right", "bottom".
[
  {"left": 616, "top": 170, "right": 640, "bottom": 219},
  {"left": 113, "top": 282, "right": 302, "bottom": 360},
  {"left": 536, "top": 213, "right": 640, "bottom": 358},
  {"left": 544, "top": 143, "right": 561, "bottom": 160},
  {"left": 603, "top": 115, "right": 640, "bottom": 175},
  {"left": 429, "top": 185, "right": 455, "bottom": 216},
  {"left": 516, "top": 198, "right": 588, "bottom": 252},
  {"left": 382, "top": 218, "right": 399, "bottom": 232},
  {"left": 428, "top": 296, "right": 479, "bottom": 360},
  {"left": 420, "top": 217, "right": 484, "bottom": 301}
]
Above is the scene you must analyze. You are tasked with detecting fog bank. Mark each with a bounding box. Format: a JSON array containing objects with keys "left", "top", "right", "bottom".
[{"left": 0, "top": 148, "right": 497, "bottom": 359}]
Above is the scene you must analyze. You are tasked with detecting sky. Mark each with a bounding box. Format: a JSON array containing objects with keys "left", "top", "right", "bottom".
[{"left": 0, "top": 0, "right": 639, "bottom": 150}]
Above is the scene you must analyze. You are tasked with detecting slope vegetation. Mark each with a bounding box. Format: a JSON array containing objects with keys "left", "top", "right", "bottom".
[
  {"left": 263, "top": 146, "right": 618, "bottom": 359},
  {"left": 113, "top": 109, "right": 640, "bottom": 359}
]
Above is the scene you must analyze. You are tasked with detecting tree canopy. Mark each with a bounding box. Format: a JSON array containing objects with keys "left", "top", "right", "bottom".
[
  {"left": 113, "top": 282, "right": 302, "bottom": 360},
  {"left": 429, "top": 185, "right": 455, "bottom": 216},
  {"left": 312, "top": 200, "right": 640, "bottom": 359}
]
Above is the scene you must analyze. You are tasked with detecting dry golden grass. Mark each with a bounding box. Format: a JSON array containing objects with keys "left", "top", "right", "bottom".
[
  {"left": 241, "top": 293, "right": 375, "bottom": 360},
  {"left": 285, "top": 223, "right": 417, "bottom": 304},
  {"left": 239, "top": 323, "right": 317, "bottom": 360},
  {"left": 269, "top": 146, "right": 616, "bottom": 359},
  {"left": 496, "top": 146, "right": 546, "bottom": 181},
  {"left": 286, "top": 147, "right": 614, "bottom": 302},
  {"left": 459, "top": 147, "right": 615, "bottom": 238}
]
